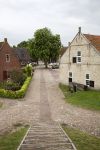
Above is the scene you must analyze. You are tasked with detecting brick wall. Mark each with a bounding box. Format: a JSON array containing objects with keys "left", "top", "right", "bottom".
[{"left": 0, "top": 40, "right": 21, "bottom": 81}]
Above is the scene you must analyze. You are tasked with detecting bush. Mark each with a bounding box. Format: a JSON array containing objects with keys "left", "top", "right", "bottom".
[
  {"left": 23, "top": 64, "right": 33, "bottom": 76},
  {"left": 4, "top": 82, "right": 20, "bottom": 91},
  {"left": 0, "top": 77, "right": 32, "bottom": 99},
  {"left": 10, "top": 70, "right": 27, "bottom": 85}
]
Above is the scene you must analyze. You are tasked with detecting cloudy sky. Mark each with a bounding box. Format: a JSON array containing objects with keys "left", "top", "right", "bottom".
[{"left": 0, "top": 0, "right": 100, "bottom": 46}]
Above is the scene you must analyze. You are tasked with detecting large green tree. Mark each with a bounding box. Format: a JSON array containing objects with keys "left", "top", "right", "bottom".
[
  {"left": 34, "top": 27, "right": 61, "bottom": 68},
  {"left": 17, "top": 27, "right": 61, "bottom": 68},
  {"left": 17, "top": 41, "right": 28, "bottom": 48}
]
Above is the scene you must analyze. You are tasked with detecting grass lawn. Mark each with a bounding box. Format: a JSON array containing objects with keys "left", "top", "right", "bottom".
[
  {"left": 59, "top": 83, "right": 100, "bottom": 110},
  {"left": 0, "top": 126, "right": 28, "bottom": 150},
  {"left": 0, "top": 102, "right": 3, "bottom": 108},
  {"left": 62, "top": 124, "right": 100, "bottom": 150}
]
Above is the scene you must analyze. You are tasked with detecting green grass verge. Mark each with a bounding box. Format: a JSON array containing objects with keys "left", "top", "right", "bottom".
[
  {"left": 62, "top": 124, "right": 100, "bottom": 150},
  {"left": 59, "top": 83, "right": 100, "bottom": 110},
  {"left": 0, "top": 127, "right": 28, "bottom": 150},
  {"left": 0, "top": 102, "right": 3, "bottom": 108},
  {"left": 0, "top": 77, "right": 32, "bottom": 99}
]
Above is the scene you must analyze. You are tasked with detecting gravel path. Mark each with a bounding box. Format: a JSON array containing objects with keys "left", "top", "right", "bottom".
[{"left": 0, "top": 68, "right": 100, "bottom": 137}]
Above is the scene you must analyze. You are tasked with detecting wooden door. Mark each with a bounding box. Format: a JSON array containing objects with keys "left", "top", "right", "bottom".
[{"left": 3, "top": 71, "right": 7, "bottom": 80}]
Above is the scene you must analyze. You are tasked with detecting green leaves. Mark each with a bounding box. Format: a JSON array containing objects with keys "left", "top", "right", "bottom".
[
  {"left": 17, "top": 27, "right": 61, "bottom": 67},
  {"left": 34, "top": 27, "right": 61, "bottom": 67}
]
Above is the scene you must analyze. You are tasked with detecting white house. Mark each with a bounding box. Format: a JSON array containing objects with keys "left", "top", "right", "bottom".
[{"left": 60, "top": 27, "right": 100, "bottom": 89}]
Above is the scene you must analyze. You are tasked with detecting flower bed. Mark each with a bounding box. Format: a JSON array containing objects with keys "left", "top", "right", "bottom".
[{"left": 0, "top": 77, "right": 32, "bottom": 99}]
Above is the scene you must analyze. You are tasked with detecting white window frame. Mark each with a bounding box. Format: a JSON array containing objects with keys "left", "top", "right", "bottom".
[
  {"left": 77, "top": 51, "right": 81, "bottom": 63},
  {"left": 69, "top": 72, "right": 72, "bottom": 78},
  {"left": 6, "top": 54, "right": 10, "bottom": 62},
  {"left": 86, "top": 73, "right": 90, "bottom": 87},
  {"left": 68, "top": 72, "right": 73, "bottom": 82}
]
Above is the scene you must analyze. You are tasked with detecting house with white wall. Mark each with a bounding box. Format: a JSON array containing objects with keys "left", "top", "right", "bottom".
[{"left": 60, "top": 27, "right": 100, "bottom": 89}]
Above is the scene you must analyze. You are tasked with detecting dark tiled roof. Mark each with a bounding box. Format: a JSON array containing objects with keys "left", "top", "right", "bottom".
[
  {"left": 60, "top": 47, "right": 68, "bottom": 57},
  {"left": 84, "top": 34, "right": 100, "bottom": 51},
  {"left": 14, "top": 48, "right": 31, "bottom": 62}
]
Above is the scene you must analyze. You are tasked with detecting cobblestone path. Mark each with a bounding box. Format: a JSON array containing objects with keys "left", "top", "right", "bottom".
[
  {"left": 17, "top": 122, "right": 76, "bottom": 150},
  {"left": 0, "top": 68, "right": 99, "bottom": 149},
  {"left": 18, "top": 69, "right": 76, "bottom": 150}
]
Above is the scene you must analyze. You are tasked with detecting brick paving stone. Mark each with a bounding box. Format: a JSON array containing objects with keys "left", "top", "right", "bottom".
[{"left": 17, "top": 122, "right": 76, "bottom": 150}]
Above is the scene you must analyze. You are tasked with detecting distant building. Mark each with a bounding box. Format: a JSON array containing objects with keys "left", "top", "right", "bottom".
[
  {"left": 14, "top": 47, "right": 31, "bottom": 66},
  {"left": 0, "top": 38, "right": 31, "bottom": 81},
  {"left": 60, "top": 27, "right": 100, "bottom": 89}
]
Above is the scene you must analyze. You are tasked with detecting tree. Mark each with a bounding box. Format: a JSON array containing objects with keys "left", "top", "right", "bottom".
[
  {"left": 34, "top": 27, "right": 61, "bottom": 68},
  {"left": 17, "top": 41, "right": 28, "bottom": 48},
  {"left": 17, "top": 27, "right": 61, "bottom": 68},
  {"left": 27, "top": 39, "right": 39, "bottom": 64},
  {"left": 49, "top": 34, "right": 61, "bottom": 63}
]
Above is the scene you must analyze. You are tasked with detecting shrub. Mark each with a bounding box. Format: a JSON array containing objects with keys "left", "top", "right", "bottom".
[
  {"left": 0, "top": 77, "right": 32, "bottom": 99},
  {"left": 10, "top": 70, "right": 27, "bottom": 85},
  {"left": 23, "top": 64, "right": 33, "bottom": 76},
  {"left": 4, "top": 82, "right": 20, "bottom": 91}
]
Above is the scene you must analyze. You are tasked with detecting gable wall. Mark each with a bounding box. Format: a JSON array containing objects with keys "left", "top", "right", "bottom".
[
  {"left": 0, "top": 42, "right": 21, "bottom": 81},
  {"left": 60, "top": 33, "right": 100, "bottom": 89}
]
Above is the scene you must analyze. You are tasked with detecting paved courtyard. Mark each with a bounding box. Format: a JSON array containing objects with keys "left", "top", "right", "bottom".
[{"left": 0, "top": 68, "right": 100, "bottom": 137}]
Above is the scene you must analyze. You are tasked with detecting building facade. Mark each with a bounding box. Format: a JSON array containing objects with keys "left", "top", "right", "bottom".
[
  {"left": 60, "top": 27, "right": 100, "bottom": 89},
  {"left": 0, "top": 38, "right": 31, "bottom": 81}
]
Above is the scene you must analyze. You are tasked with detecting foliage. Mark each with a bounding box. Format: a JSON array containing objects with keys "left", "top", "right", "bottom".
[
  {"left": 27, "top": 39, "right": 39, "bottom": 63},
  {"left": 10, "top": 70, "right": 27, "bottom": 86},
  {"left": 0, "top": 102, "right": 3, "bottom": 108},
  {"left": 34, "top": 27, "right": 61, "bottom": 68},
  {"left": 17, "top": 41, "right": 28, "bottom": 49},
  {"left": 17, "top": 27, "right": 61, "bottom": 68},
  {"left": 0, "top": 77, "right": 32, "bottom": 99},
  {"left": 49, "top": 34, "right": 61, "bottom": 62},
  {"left": 0, "top": 127, "right": 28, "bottom": 150},
  {"left": 23, "top": 64, "right": 33, "bottom": 76},
  {"left": 59, "top": 83, "right": 100, "bottom": 110},
  {"left": 4, "top": 82, "right": 20, "bottom": 91},
  {"left": 62, "top": 124, "right": 100, "bottom": 150}
]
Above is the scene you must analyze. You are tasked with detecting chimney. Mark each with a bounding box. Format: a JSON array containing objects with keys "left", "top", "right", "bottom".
[
  {"left": 4, "top": 38, "right": 7, "bottom": 43},
  {"left": 78, "top": 27, "right": 81, "bottom": 34}
]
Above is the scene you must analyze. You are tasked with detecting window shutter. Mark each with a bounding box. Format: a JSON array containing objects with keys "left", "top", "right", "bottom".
[
  {"left": 73, "top": 57, "right": 76, "bottom": 63},
  {"left": 69, "top": 78, "right": 72, "bottom": 82},
  {"left": 90, "top": 81, "right": 94, "bottom": 87}
]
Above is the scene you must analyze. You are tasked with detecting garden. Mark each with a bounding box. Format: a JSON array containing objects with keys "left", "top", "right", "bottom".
[
  {"left": 0, "top": 64, "right": 33, "bottom": 99},
  {"left": 62, "top": 124, "right": 100, "bottom": 150},
  {"left": 59, "top": 83, "right": 100, "bottom": 111}
]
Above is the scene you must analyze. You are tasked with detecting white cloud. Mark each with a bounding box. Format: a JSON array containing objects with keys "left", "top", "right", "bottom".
[{"left": 0, "top": 0, "right": 100, "bottom": 46}]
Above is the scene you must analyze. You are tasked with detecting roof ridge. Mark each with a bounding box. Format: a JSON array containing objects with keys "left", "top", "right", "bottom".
[{"left": 84, "top": 33, "right": 100, "bottom": 37}]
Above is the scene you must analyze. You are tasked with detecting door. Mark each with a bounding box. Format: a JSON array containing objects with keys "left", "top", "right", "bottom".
[{"left": 3, "top": 71, "right": 7, "bottom": 80}]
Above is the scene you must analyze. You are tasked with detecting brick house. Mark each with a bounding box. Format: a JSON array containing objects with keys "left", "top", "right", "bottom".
[
  {"left": 60, "top": 27, "right": 100, "bottom": 89},
  {"left": 0, "top": 38, "right": 31, "bottom": 81},
  {"left": 14, "top": 47, "right": 31, "bottom": 66}
]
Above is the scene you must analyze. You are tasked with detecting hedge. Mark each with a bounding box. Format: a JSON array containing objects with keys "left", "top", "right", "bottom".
[{"left": 0, "top": 77, "right": 32, "bottom": 99}]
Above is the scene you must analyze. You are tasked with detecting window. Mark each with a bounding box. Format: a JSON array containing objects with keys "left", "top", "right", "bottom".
[
  {"left": 69, "top": 72, "right": 72, "bottom": 82},
  {"left": 86, "top": 74, "right": 90, "bottom": 86},
  {"left": 77, "top": 51, "right": 81, "bottom": 63},
  {"left": 6, "top": 54, "right": 10, "bottom": 62},
  {"left": 72, "top": 57, "right": 76, "bottom": 63}
]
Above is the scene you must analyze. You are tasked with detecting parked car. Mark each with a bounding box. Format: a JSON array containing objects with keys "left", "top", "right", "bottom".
[{"left": 52, "top": 63, "right": 59, "bottom": 69}]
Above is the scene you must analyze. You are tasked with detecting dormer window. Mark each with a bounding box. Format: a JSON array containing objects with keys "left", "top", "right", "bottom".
[
  {"left": 77, "top": 51, "right": 81, "bottom": 63},
  {"left": 6, "top": 54, "right": 10, "bottom": 62}
]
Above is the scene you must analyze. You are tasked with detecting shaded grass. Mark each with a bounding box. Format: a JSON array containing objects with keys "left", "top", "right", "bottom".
[
  {"left": 0, "top": 102, "right": 3, "bottom": 108},
  {"left": 62, "top": 124, "right": 100, "bottom": 150},
  {"left": 0, "top": 126, "right": 28, "bottom": 150},
  {"left": 59, "top": 83, "right": 100, "bottom": 110}
]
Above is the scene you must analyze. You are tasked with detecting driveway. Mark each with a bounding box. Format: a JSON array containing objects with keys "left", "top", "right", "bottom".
[{"left": 0, "top": 68, "right": 100, "bottom": 137}]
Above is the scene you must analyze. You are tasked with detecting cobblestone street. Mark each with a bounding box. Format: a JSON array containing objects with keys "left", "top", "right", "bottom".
[{"left": 0, "top": 68, "right": 100, "bottom": 137}]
